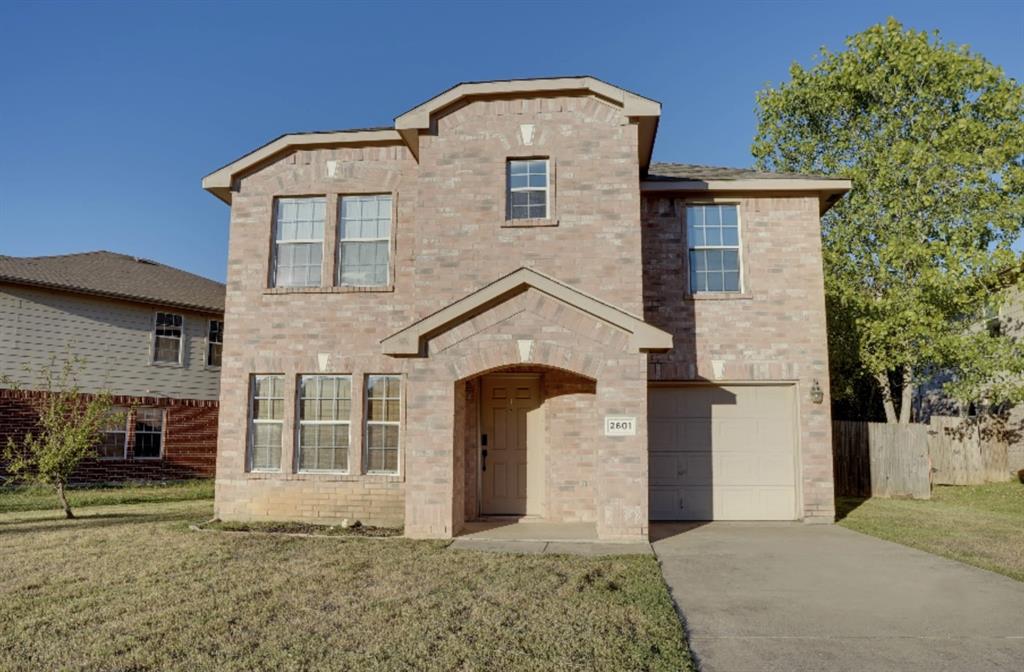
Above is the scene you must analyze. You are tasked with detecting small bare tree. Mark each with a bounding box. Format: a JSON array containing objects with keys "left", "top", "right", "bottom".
[{"left": 2, "top": 357, "right": 119, "bottom": 518}]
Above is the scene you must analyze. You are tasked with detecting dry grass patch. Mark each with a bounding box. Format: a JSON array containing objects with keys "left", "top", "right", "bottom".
[
  {"left": 0, "top": 499, "right": 692, "bottom": 671},
  {"left": 838, "top": 481, "right": 1024, "bottom": 581}
]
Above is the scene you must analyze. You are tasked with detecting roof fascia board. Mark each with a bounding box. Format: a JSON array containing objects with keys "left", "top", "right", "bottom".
[
  {"left": 394, "top": 77, "right": 660, "bottom": 130},
  {"left": 641, "top": 178, "right": 852, "bottom": 193},
  {"left": 202, "top": 129, "right": 405, "bottom": 200},
  {"left": 381, "top": 267, "right": 672, "bottom": 356}
]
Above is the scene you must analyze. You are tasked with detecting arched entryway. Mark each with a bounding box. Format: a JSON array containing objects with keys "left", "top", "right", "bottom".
[{"left": 455, "top": 364, "right": 597, "bottom": 524}]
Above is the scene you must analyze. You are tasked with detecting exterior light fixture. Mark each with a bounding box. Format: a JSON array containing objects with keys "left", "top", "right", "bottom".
[{"left": 810, "top": 379, "right": 824, "bottom": 405}]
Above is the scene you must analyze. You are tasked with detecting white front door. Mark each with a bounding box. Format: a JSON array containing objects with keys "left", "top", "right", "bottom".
[{"left": 480, "top": 376, "right": 541, "bottom": 515}]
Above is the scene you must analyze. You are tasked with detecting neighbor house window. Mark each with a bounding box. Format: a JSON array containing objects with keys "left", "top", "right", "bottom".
[
  {"left": 207, "top": 320, "right": 224, "bottom": 367},
  {"left": 152, "top": 312, "right": 183, "bottom": 363},
  {"left": 365, "top": 375, "right": 400, "bottom": 474},
  {"left": 97, "top": 407, "right": 129, "bottom": 459},
  {"left": 687, "top": 204, "right": 741, "bottom": 293},
  {"left": 338, "top": 195, "right": 392, "bottom": 287},
  {"left": 297, "top": 375, "right": 352, "bottom": 472},
  {"left": 134, "top": 408, "right": 164, "bottom": 459},
  {"left": 273, "top": 197, "right": 325, "bottom": 287},
  {"left": 508, "top": 159, "right": 548, "bottom": 219},
  {"left": 249, "top": 375, "right": 284, "bottom": 471}
]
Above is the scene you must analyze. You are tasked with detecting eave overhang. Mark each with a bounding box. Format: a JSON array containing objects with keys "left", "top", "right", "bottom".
[
  {"left": 641, "top": 178, "right": 853, "bottom": 215},
  {"left": 201, "top": 129, "right": 405, "bottom": 204},
  {"left": 381, "top": 267, "right": 673, "bottom": 357}
]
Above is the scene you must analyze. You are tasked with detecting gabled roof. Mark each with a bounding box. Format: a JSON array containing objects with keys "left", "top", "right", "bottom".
[
  {"left": 644, "top": 162, "right": 852, "bottom": 214},
  {"left": 0, "top": 251, "right": 225, "bottom": 314},
  {"left": 381, "top": 267, "right": 672, "bottom": 356},
  {"left": 203, "top": 76, "right": 661, "bottom": 204}
]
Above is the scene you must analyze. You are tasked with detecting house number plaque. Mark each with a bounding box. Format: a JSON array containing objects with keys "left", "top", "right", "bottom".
[{"left": 604, "top": 416, "right": 637, "bottom": 436}]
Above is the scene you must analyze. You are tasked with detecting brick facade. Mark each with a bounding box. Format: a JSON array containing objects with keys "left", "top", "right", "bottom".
[
  {"left": 209, "top": 79, "right": 839, "bottom": 538},
  {"left": 642, "top": 194, "right": 836, "bottom": 521},
  {"left": 0, "top": 389, "right": 218, "bottom": 483}
]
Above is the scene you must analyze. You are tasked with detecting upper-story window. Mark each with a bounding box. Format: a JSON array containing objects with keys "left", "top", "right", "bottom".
[
  {"left": 338, "top": 195, "right": 392, "bottom": 287},
  {"left": 687, "top": 204, "right": 741, "bottom": 293},
  {"left": 207, "top": 320, "right": 224, "bottom": 368},
  {"left": 508, "top": 159, "right": 548, "bottom": 220},
  {"left": 273, "top": 197, "right": 325, "bottom": 287},
  {"left": 152, "top": 312, "right": 183, "bottom": 364}
]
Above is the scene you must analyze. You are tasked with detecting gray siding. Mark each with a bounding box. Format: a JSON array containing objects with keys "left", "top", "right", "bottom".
[{"left": 0, "top": 285, "right": 220, "bottom": 401}]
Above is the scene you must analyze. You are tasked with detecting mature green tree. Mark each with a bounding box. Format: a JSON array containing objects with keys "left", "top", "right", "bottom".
[
  {"left": 3, "top": 357, "right": 120, "bottom": 518},
  {"left": 753, "top": 18, "right": 1024, "bottom": 423}
]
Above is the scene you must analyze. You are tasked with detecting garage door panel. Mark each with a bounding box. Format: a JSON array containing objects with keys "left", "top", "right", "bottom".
[
  {"left": 649, "top": 385, "right": 798, "bottom": 521},
  {"left": 650, "top": 453, "right": 712, "bottom": 486},
  {"left": 680, "top": 420, "right": 712, "bottom": 451},
  {"left": 715, "top": 418, "right": 758, "bottom": 449},
  {"left": 649, "top": 419, "right": 677, "bottom": 451}
]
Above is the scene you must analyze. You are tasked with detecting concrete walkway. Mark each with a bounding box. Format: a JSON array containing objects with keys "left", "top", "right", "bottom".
[
  {"left": 653, "top": 522, "right": 1024, "bottom": 672},
  {"left": 449, "top": 521, "right": 652, "bottom": 555}
]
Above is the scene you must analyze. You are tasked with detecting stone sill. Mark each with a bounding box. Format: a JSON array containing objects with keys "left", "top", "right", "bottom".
[
  {"left": 686, "top": 292, "right": 753, "bottom": 301},
  {"left": 501, "top": 218, "right": 559, "bottom": 229},
  {"left": 245, "top": 471, "right": 404, "bottom": 484},
  {"left": 264, "top": 285, "right": 394, "bottom": 295}
]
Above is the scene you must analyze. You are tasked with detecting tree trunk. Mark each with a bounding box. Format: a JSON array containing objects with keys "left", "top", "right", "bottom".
[
  {"left": 876, "top": 373, "right": 898, "bottom": 423},
  {"left": 898, "top": 366, "right": 915, "bottom": 425},
  {"left": 56, "top": 481, "right": 74, "bottom": 519}
]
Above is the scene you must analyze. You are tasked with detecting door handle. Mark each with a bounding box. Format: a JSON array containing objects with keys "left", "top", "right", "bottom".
[{"left": 481, "top": 448, "right": 488, "bottom": 472}]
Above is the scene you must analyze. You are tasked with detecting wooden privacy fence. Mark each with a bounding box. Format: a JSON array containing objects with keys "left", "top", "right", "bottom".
[
  {"left": 833, "top": 421, "right": 931, "bottom": 499},
  {"left": 832, "top": 418, "right": 1012, "bottom": 499}
]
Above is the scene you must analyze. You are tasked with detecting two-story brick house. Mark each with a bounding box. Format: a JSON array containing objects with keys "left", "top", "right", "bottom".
[
  {"left": 0, "top": 251, "right": 224, "bottom": 481},
  {"left": 203, "top": 77, "right": 850, "bottom": 540}
]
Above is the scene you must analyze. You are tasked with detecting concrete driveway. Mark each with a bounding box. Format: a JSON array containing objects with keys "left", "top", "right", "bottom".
[{"left": 652, "top": 522, "right": 1024, "bottom": 672}]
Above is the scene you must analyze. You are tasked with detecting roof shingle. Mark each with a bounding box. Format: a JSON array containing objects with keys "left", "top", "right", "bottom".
[
  {"left": 0, "top": 251, "right": 225, "bottom": 314},
  {"left": 647, "top": 162, "right": 844, "bottom": 182}
]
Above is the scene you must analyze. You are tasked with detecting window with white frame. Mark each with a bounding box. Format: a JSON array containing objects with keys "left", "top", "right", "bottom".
[
  {"left": 365, "top": 375, "right": 400, "bottom": 474},
  {"left": 508, "top": 159, "right": 548, "bottom": 219},
  {"left": 249, "top": 375, "right": 284, "bottom": 471},
  {"left": 687, "top": 204, "right": 741, "bottom": 293},
  {"left": 273, "top": 197, "right": 325, "bottom": 287},
  {"left": 338, "top": 195, "right": 392, "bottom": 287},
  {"left": 207, "top": 320, "right": 224, "bottom": 368},
  {"left": 152, "top": 312, "right": 183, "bottom": 363},
  {"left": 297, "top": 375, "right": 352, "bottom": 472},
  {"left": 134, "top": 408, "right": 164, "bottom": 459},
  {"left": 97, "top": 407, "right": 129, "bottom": 459}
]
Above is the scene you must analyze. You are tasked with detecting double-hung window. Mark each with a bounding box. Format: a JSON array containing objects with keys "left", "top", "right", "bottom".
[
  {"left": 134, "top": 408, "right": 164, "bottom": 459},
  {"left": 153, "top": 312, "right": 183, "bottom": 363},
  {"left": 508, "top": 159, "right": 548, "bottom": 220},
  {"left": 249, "top": 375, "right": 284, "bottom": 471},
  {"left": 273, "top": 197, "right": 325, "bottom": 287},
  {"left": 97, "top": 407, "right": 129, "bottom": 459},
  {"left": 338, "top": 195, "right": 392, "bottom": 287},
  {"left": 365, "top": 375, "right": 401, "bottom": 474},
  {"left": 297, "top": 375, "right": 352, "bottom": 472},
  {"left": 207, "top": 320, "right": 224, "bottom": 368},
  {"left": 687, "top": 204, "right": 742, "bottom": 293}
]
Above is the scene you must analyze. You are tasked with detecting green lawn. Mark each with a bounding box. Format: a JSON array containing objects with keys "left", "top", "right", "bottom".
[
  {"left": 838, "top": 481, "right": 1024, "bottom": 581},
  {"left": 0, "top": 489, "right": 692, "bottom": 671},
  {"left": 0, "top": 478, "right": 214, "bottom": 513}
]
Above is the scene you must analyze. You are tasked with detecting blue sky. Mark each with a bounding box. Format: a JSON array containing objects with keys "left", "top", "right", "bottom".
[{"left": 1, "top": 1, "right": 1021, "bottom": 282}]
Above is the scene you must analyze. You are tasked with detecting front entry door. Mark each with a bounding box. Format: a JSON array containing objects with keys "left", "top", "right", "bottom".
[{"left": 480, "top": 375, "right": 541, "bottom": 515}]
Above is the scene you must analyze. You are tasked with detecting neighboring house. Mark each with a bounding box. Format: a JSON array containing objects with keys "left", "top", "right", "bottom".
[
  {"left": 917, "top": 283, "right": 1024, "bottom": 473},
  {"left": 0, "top": 251, "right": 225, "bottom": 481},
  {"left": 202, "top": 76, "right": 850, "bottom": 540}
]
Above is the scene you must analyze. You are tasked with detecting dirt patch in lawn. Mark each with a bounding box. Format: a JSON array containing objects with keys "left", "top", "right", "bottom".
[{"left": 199, "top": 519, "right": 402, "bottom": 538}]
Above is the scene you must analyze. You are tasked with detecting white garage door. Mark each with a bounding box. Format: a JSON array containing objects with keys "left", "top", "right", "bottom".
[{"left": 648, "top": 385, "right": 798, "bottom": 521}]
